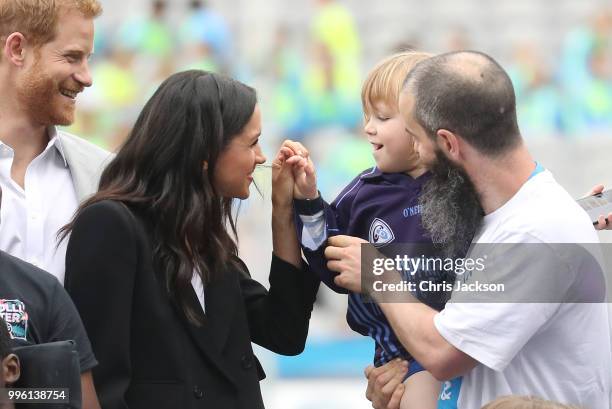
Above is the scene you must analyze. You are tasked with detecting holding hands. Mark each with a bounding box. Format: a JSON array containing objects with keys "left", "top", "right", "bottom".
[
  {"left": 271, "top": 140, "right": 318, "bottom": 207},
  {"left": 270, "top": 140, "right": 368, "bottom": 293}
]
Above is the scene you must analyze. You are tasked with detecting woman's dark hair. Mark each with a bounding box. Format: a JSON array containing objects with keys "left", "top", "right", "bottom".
[{"left": 61, "top": 70, "right": 257, "bottom": 324}]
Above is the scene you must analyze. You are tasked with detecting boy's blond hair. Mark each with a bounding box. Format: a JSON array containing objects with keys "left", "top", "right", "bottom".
[
  {"left": 481, "top": 396, "right": 581, "bottom": 409},
  {"left": 361, "top": 50, "right": 431, "bottom": 119},
  {"left": 0, "top": 0, "right": 102, "bottom": 52}
]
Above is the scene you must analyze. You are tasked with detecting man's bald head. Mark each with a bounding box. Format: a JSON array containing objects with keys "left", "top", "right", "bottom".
[{"left": 403, "top": 50, "right": 521, "bottom": 156}]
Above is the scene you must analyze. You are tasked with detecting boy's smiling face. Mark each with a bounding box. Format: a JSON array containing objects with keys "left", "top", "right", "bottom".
[{"left": 364, "top": 100, "right": 424, "bottom": 175}]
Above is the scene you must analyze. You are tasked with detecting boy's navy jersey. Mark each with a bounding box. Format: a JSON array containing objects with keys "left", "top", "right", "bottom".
[{"left": 295, "top": 167, "right": 450, "bottom": 367}]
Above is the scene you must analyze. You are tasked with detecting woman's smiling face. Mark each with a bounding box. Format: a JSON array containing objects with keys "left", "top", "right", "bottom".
[{"left": 213, "top": 104, "right": 266, "bottom": 199}]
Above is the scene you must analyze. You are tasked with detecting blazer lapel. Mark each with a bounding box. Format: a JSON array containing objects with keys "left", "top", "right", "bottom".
[
  {"left": 172, "top": 272, "right": 237, "bottom": 387},
  {"left": 203, "top": 271, "right": 237, "bottom": 351}
]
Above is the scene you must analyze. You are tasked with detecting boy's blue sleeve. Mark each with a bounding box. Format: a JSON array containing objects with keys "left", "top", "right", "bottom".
[{"left": 294, "top": 174, "right": 364, "bottom": 294}]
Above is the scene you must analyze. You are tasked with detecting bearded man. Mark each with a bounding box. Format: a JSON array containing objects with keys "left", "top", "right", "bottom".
[
  {"left": 0, "top": 1, "right": 111, "bottom": 407},
  {"left": 323, "top": 51, "right": 611, "bottom": 409}
]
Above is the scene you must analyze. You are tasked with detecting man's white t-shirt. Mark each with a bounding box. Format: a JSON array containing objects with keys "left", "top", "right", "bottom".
[{"left": 434, "top": 170, "right": 612, "bottom": 408}]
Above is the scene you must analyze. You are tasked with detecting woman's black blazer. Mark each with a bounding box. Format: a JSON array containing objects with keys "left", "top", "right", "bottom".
[{"left": 64, "top": 200, "right": 320, "bottom": 409}]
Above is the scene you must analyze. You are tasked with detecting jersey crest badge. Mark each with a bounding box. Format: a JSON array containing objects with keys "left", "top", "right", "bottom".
[{"left": 369, "top": 218, "right": 395, "bottom": 247}]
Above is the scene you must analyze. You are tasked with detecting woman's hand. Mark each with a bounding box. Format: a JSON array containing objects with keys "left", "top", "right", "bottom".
[
  {"left": 272, "top": 140, "right": 318, "bottom": 205},
  {"left": 271, "top": 146, "right": 296, "bottom": 208},
  {"left": 271, "top": 140, "right": 314, "bottom": 268}
]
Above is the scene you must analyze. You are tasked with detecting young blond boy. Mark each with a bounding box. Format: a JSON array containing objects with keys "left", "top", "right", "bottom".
[{"left": 288, "top": 51, "right": 447, "bottom": 409}]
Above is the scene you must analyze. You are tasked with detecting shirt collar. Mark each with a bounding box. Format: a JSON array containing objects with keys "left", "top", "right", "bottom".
[
  {"left": 0, "top": 127, "right": 68, "bottom": 167},
  {"left": 46, "top": 126, "right": 69, "bottom": 167},
  {"left": 360, "top": 166, "right": 431, "bottom": 186},
  {"left": 359, "top": 166, "right": 384, "bottom": 180}
]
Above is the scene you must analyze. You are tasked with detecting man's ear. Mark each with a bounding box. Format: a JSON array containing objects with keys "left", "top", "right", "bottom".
[
  {"left": 2, "top": 354, "right": 20, "bottom": 385},
  {"left": 4, "top": 32, "right": 28, "bottom": 67},
  {"left": 435, "top": 129, "right": 462, "bottom": 161}
]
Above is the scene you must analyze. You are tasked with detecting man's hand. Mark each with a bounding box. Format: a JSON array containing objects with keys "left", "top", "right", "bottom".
[
  {"left": 586, "top": 184, "right": 611, "bottom": 231},
  {"left": 324, "top": 235, "right": 368, "bottom": 293},
  {"left": 365, "top": 359, "right": 408, "bottom": 409}
]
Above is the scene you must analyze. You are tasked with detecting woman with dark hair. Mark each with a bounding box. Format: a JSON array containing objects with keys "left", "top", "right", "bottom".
[{"left": 61, "top": 70, "right": 320, "bottom": 409}]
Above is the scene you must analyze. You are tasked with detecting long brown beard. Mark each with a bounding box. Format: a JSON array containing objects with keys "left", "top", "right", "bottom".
[
  {"left": 16, "top": 58, "right": 75, "bottom": 126},
  {"left": 419, "top": 149, "right": 484, "bottom": 259}
]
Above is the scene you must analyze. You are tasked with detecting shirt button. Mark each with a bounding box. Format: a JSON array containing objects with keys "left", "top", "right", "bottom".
[
  {"left": 241, "top": 354, "right": 253, "bottom": 370},
  {"left": 193, "top": 385, "right": 203, "bottom": 399}
]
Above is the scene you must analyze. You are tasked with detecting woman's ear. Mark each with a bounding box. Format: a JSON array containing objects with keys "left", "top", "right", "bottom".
[
  {"left": 203, "top": 161, "right": 208, "bottom": 170},
  {"left": 2, "top": 354, "right": 20, "bottom": 385}
]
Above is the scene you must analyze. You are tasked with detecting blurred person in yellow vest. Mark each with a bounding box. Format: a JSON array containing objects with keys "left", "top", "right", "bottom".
[{"left": 308, "top": 0, "right": 362, "bottom": 131}]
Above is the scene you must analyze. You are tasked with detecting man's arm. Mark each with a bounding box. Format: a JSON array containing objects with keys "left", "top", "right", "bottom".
[
  {"left": 81, "top": 371, "right": 101, "bottom": 409},
  {"left": 377, "top": 302, "right": 477, "bottom": 381},
  {"left": 325, "top": 235, "right": 478, "bottom": 381}
]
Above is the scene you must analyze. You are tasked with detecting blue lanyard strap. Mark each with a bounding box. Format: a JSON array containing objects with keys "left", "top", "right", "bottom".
[{"left": 528, "top": 161, "right": 544, "bottom": 180}]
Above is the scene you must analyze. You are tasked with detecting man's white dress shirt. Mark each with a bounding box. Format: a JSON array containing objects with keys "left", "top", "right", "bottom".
[{"left": 0, "top": 128, "right": 79, "bottom": 283}]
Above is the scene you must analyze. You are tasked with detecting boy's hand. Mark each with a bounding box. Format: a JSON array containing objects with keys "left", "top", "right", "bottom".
[
  {"left": 585, "top": 184, "right": 611, "bottom": 231},
  {"left": 281, "top": 140, "right": 318, "bottom": 200}
]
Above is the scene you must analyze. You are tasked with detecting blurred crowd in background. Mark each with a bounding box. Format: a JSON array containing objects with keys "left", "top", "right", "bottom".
[
  {"left": 63, "top": 1, "right": 612, "bottom": 406},
  {"left": 72, "top": 0, "right": 612, "bottom": 147},
  {"left": 68, "top": 0, "right": 612, "bottom": 198}
]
